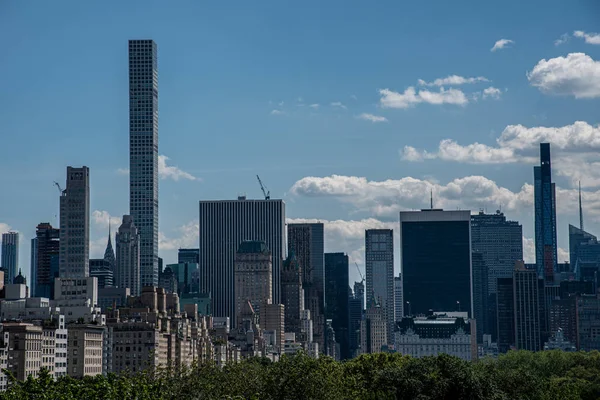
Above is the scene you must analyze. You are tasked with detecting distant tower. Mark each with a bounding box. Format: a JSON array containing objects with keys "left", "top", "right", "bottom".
[
  {"left": 115, "top": 215, "right": 141, "bottom": 296},
  {"left": 104, "top": 222, "right": 116, "bottom": 271},
  {"left": 1, "top": 232, "right": 19, "bottom": 285},
  {"left": 579, "top": 181, "right": 584, "bottom": 231},
  {"left": 234, "top": 240, "right": 272, "bottom": 327},
  {"left": 281, "top": 253, "right": 303, "bottom": 335},
  {"left": 534, "top": 143, "right": 557, "bottom": 282}
]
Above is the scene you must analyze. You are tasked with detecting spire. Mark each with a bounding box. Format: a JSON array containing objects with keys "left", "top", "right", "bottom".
[
  {"left": 579, "top": 181, "right": 584, "bottom": 231},
  {"left": 430, "top": 189, "right": 433, "bottom": 209},
  {"left": 104, "top": 221, "right": 116, "bottom": 269}
]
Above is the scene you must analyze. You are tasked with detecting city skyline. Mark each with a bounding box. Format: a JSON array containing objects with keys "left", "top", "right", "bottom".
[{"left": 2, "top": 1, "right": 600, "bottom": 287}]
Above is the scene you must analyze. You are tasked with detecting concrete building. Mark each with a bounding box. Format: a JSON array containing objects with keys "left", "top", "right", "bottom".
[
  {"left": 59, "top": 166, "right": 90, "bottom": 279},
  {"left": 234, "top": 241, "right": 272, "bottom": 326},
  {"left": 287, "top": 223, "right": 325, "bottom": 352},
  {"left": 394, "top": 274, "right": 403, "bottom": 322},
  {"left": 67, "top": 323, "right": 104, "bottom": 378},
  {"left": 401, "top": 210, "right": 472, "bottom": 318},
  {"left": 360, "top": 297, "right": 387, "bottom": 354},
  {"left": 129, "top": 39, "right": 159, "bottom": 288},
  {"left": 395, "top": 312, "right": 475, "bottom": 361},
  {"left": 111, "top": 321, "right": 168, "bottom": 373},
  {"left": 199, "top": 198, "right": 285, "bottom": 320},
  {"left": 534, "top": 143, "right": 558, "bottom": 282},
  {"left": 33, "top": 223, "right": 60, "bottom": 298},
  {"left": 281, "top": 254, "right": 303, "bottom": 335},
  {"left": 5, "top": 322, "right": 43, "bottom": 381},
  {"left": 365, "top": 229, "right": 395, "bottom": 347},
  {"left": 324, "top": 252, "right": 350, "bottom": 359},
  {"left": 549, "top": 297, "right": 578, "bottom": 348},
  {"left": 41, "top": 315, "right": 68, "bottom": 378},
  {"left": 159, "top": 265, "right": 178, "bottom": 294},
  {"left": 1, "top": 232, "right": 19, "bottom": 285},
  {"left": 261, "top": 302, "right": 285, "bottom": 353},
  {"left": 115, "top": 215, "right": 141, "bottom": 296},
  {"left": 0, "top": 329, "right": 8, "bottom": 390},
  {"left": 90, "top": 259, "right": 114, "bottom": 289}
]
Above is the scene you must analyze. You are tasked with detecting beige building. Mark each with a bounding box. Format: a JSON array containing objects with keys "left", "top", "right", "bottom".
[
  {"left": 360, "top": 299, "right": 387, "bottom": 354},
  {"left": 111, "top": 320, "right": 168, "bottom": 373},
  {"left": 234, "top": 241, "right": 272, "bottom": 327},
  {"left": 67, "top": 324, "right": 104, "bottom": 378},
  {"left": 4, "top": 323, "right": 43, "bottom": 381},
  {"left": 261, "top": 302, "right": 285, "bottom": 353}
]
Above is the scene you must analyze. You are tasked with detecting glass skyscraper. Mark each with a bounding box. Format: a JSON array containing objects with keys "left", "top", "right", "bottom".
[
  {"left": 534, "top": 143, "right": 557, "bottom": 282},
  {"left": 324, "top": 252, "right": 350, "bottom": 360},
  {"left": 1, "top": 231, "right": 19, "bottom": 284},
  {"left": 129, "top": 39, "right": 159, "bottom": 288}
]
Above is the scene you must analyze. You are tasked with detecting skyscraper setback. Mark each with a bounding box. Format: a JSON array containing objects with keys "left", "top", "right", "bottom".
[
  {"left": 534, "top": 143, "right": 557, "bottom": 282},
  {"left": 129, "top": 39, "right": 159, "bottom": 288}
]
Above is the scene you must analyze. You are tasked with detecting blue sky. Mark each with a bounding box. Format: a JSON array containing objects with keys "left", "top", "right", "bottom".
[{"left": 1, "top": 0, "right": 600, "bottom": 284}]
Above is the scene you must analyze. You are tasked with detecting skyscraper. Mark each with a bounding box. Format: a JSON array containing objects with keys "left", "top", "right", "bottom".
[
  {"left": 281, "top": 253, "right": 303, "bottom": 335},
  {"left": 496, "top": 277, "right": 515, "bottom": 353},
  {"left": 348, "top": 281, "right": 364, "bottom": 357},
  {"left": 59, "top": 166, "right": 90, "bottom": 279},
  {"left": 534, "top": 143, "right": 557, "bottom": 282},
  {"left": 394, "top": 274, "right": 403, "bottom": 322},
  {"left": 34, "top": 223, "right": 60, "bottom": 298},
  {"left": 324, "top": 252, "right": 350, "bottom": 359},
  {"left": 287, "top": 222, "right": 325, "bottom": 350},
  {"left": 513, "top": 262, "right": 544, "bottom": 351},
  {"left": 365, "top": 229, "right": 395, "bottom": 346},
  {"left": 30, "top": 237, "right": 38, "bottom": 296},
  {"left": 129, "top": 39, "right": 159, "bottom": 288},
  {"left": 199, "top": 198, "right": 285, "bottom": 320},
  {"left": 471, "top": 252, "right": 488, "bottom": 343},
  {"left": 104, "top": 224, "right": 115, "bottom": 272},
  {"left": 234, "top": 240, "right": 272, "bottom": 326},
  {"left": 400, "top": 210, "right": 472, "bottom": 317},
  {"left": 115, "top": 215, "right": 141, "bottom": 296},
  {"left": 178, "top": 249, "right": 199, "bottom": 264},
  {"left": 1, "top": 232, "right": 19, "bottom": 285}
]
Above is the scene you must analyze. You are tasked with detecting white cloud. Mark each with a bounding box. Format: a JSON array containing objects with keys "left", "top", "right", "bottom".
[
  {"left": 482, "top": 86, "right": 502, "bottom": 99},
  {"left": 558, "top": 247, "right": 570, "bottom": 263},
  {"left": 158, "top": 155, "right": 198, "bottom": 181},
  {"left": 401, "top": 146, "right": 427, "bottom": 162},
  {"left": 159, "top": 220, "right": 199, "bottom": 251},
  {"left": 290, "top": 174, "right": 533, "bottom": 219},
  {"left": 330, "top": 102, "right": 347, "bottom": 109},
  {"left": 573, "top": 31, "right": 600, "bottom": 45},
  {"left": 555, "top": 33, "right": 570, "bottom": 46},
  {"left": 379, "top": 87, "right": 468, "bottom": 109},
  {"left": 357, "top": 113, "right": 388, "bottom": 123},
  {"left": 270, "top": 109, "right": 285, "bottom": 115},
  {"left": 491, "top": 39, "right": 514, "bottom": 52},
  {"left": 297, "top": 97, "right": 304, "bottom": 102},
  {"left": 92, "top": 210, "right": 122, "bottom": 230},
  {"left": 527, "top": 53, "right": 600, "bottom": 99},
  {"left": 0, "top": 223, "right": 12, "bottom": 236},
  {"left": 117, "top": 168, "right": 129, "bottom": 175},
  {"left": 418, "top": 75, "right": 489, "bottom": 87},
  {"left": 522, "top": 237, "right": 535, "bottom": 264},
  {"left": 309, "top": 103, "right": 319, "bottom": 109}
]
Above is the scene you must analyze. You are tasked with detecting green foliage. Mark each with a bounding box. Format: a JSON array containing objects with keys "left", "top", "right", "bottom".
[{"left": 2, "top": 351, "right": 600, "bottom": 399}]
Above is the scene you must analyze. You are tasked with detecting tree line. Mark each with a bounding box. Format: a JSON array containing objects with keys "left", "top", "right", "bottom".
[{"left": 3, "top": 350, "right": 600, "bottom": 399}]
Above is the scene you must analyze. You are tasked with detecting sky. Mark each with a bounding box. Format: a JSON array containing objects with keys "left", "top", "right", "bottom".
[{"left": 1, "top": 0, "right": 600, "bottom": 286}]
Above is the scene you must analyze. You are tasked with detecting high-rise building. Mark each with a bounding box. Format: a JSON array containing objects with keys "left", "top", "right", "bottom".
[
  {"left": 115, "top": 215, "right": 141, "bottom": 296},
  {"left": 104, "top": 224, "right": 115, "bottom": 272},
  {"left": 534, "top": 143, "right": 557, "bottom": 282},
  {"left": 33, "top": 223, "right": 60, "bottom": 298},
  {"left": 287, "top": 223, "right": 325, "bottom": 351},
  {"left": 568, "top": 224, "right": 600, "bottom": 284},
  {"left": 577, "top": 295, "right": 600, "bottom": 351},
  {"left": 324, "top": 252, "right": 350, "bottom": 360},
  {"left": 496, "top": 277, "right": 515, "bottom": 353},
  {"left": 360, "top": 297, "right": 387, "bottom": 354},
  {"left": 30, "top": 237, "right": 37, "bottom": 297},
  {"left": 365, "top": 229, "right": 395, "bottom": 347},
  {"left": 348, "top": 281, "right": 364, "bottom": 357},
  {"left": 199, "top": 198, "right": 285, "bottom": 322},
  {"left": 513, "top": 262, "right": 544, "bottom": 351},
  {"left": 394, "top": 274, "right": 403, "bottom": 322},
  {"left": 90, "top": 259, "right": 114, "bottom": 289},
  {"left": 129, "top": 39, "right": 159, "bottom": 288},
  {"left": 261, "top": 302, "right": 285, "bottom": 353},
  {"left": 1, "top": 232, "right": 19, "bottom": 285},
  {"left": 400, "top": 210, "right": 472, "bottom": 317},
  {"left": 178, "top": 249, "right": 199, "bottom": 264},
  {"left": 168, "top": 262, "right": 200, "bottom": 295},
  {"left": 471, "top": 251, "right": 488, "bottom": 344},
  {"left": 281, "top": 254, "right": 303, "bottom": 335},
  {"left": 59, "top": 166, "right": 90, "bottom": 279},
  {"left": 234, "top": 240, "right": 272, "bottom": 326}
]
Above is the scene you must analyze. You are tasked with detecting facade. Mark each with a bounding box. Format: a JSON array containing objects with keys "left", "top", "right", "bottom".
[
  {"left": 513, "top": 263, "right": 544, "bottom": 351},
  {"left": 348, "top": 281, "right": 364, "bottom": 357},
  {"left": 30, "top": 237, "right": 38, "bottom": 297},
  {"left": 67, "top": 324, "right": 104, "bottom": 378},
  {"left": 115, "top": 215, "right": 141, "bottom": 296},
  {"left": 90, "top": 259, "right": 114, "bottom": 289},
  {"left": 324, "top": 252, "right": 350, "bottom": 359},
  {"left": 234, "top": 240, "right": 273, "bottom": 326},
  {"left": 287, "top": 223, "right": 325, "bottom": 351},
  {"left": 471, "top": 252, "right": 488, "bottom": 344},
  {"left": 98, "top": 286, "right": 130, "bottom": 312},
  {"left": 111, "top": 321, "right": 168, "bottom": 373},
  {"left": 169, "top": 262, "right": 199, "bottom": 295},
  {"left": 534, "top": 143, "right": 558, "bottom": 282},
  {"left": 577, "top": 295, "right": 600, "bottom": 351},
  {"left": 261, "top": 302, "right": 285, "bottom": 353},
  {"left": 544, "top": 328, "right": 576, "bottom": 351},
  {"left": 281, "top": 254, "right": 303, "bottom": 335},
  {"left": 198, "top": 198, "right": 285, "bottom": 320},
  {"left": 34, "top": 223, "right": 60, "bottom": 298},
  {"left": 59, "top": 166, "right": 90, "bottom": 279},
  {"left": 496, "top": 277, "right": 515, "bottom": 353},
  {"left": 395, "top": 313, "right": 474, "bottom": 361},
  {"left": 568, "top": 224, "right": 600, "bottom": 283},
  {"left": 360, "top": 298, "right": 387, "bottom": 354},
  {"left": 41, "top": 315, "right": 68, "bottom": 378},
  {"left": 129, "top": 39, "right": 159, "bottom": 288},
  {"left": 400, "top": 210, "right": 472, "bottom": 317},
  {"left": 394, "top": 274, "right": 403, "bottom": 322},
  {"left": 549, "top": 297, "right": 578, "bottom": 348},
  {"left": 1, "top": 232, "right": 19, "bottom": 285},
  {"left": 365, "top": 229, "right": 395, "bottom": 347},
  {"left": 159, "top": 266, "right": 178, "bottom": 294},
  {"left": 178, "top": 248, "right": 199, "bottom": 264},
  {"left": 5, "top": 323, "right": 43, "bottom": 381}
]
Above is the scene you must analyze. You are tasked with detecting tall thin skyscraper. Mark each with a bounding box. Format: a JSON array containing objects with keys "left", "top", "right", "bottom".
[
  {"left": 129, "top": 39, "right": 159, "bottom": 288},
  {"left": 365, "top": 229, "right": 395, "bottom": 346},
  {"left": 115, "top": 215, "right": 141, "bottom": 296},
  {"left": 30, "top": 237, "right": 38, "bottom": 296},
  {"left": 199, "top": 198, "right": 285, "bottom": 320},
  {"left": 394, "top": 274, "right": 403, "bottom": 322},
  {"left": 324, "top": 252, "right": 350, "bottom": 360},
  {"left": 59, "top": 166, "right": 90, "bottom": 279},
  {"left": 281, "top": 253, "right": 303, "bottom": 335},
  {"left": 513, "top": 262, "right": 544, "bottom": 351},
  {"left": 534, "top": 143, "right": 557, "bottom": 282},
  {"left": 34, "top": 223, "right": 60, "bottom": 298},
  {"left": 400, "top": 210, "right": 472, "bottom": 317},
  {"left": 287, "top": 223, "right": 325, "bottom": 351},
  {"left": 1, "top": 232, "right": 19, "bottom": 284}
]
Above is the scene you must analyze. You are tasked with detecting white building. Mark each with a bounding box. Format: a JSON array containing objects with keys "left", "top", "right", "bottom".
[
  {"left": 394, "top": 312, "right": 475, "bottom": 361},
  {"left": 0, "top": 329, "right": 8, "bottom": 391}
]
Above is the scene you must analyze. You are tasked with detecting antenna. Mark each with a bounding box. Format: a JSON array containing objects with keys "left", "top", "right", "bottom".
[
  {"left": 430, "top": 189, "right": 433, "bottom": 209},
  {"left": 579, "top": 181, "right": 584, "bottom": 231}
]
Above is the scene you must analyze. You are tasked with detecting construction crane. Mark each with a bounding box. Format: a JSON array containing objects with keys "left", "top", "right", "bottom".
[
  {"left": 53, "top": 181, "right": 63, "bottom": 194},
  {"left": 355, "top": 262, "right": 365, "bottom": 284},
  {"left": 256, "top": 175, "right": 270, "bottom": 200}
]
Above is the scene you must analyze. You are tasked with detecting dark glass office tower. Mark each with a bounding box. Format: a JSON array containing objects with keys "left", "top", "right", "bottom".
[
  {"left": 534, "top": 143, "right": 557, "bottom": 282},
  {"left": 129, "top": 39, "right": 159, "bottom": 288},
  {"left": 471, "top": 251, "right": 488, "bottom": 343},
  {"left": 324, "top": 252, "right": 350, "bottom": 359},
  {"left": 496, "top": 277, "right": 515, "bottom": 353},
  {"left": 34, "top": 223, "right": 60, "bottom": 298},
  {"left": 400, "top": 210, "right": 472, "bottom": 317}
]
